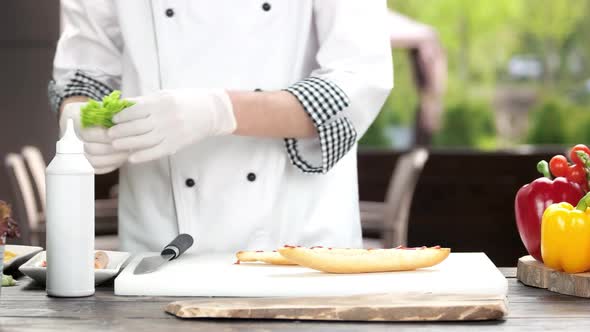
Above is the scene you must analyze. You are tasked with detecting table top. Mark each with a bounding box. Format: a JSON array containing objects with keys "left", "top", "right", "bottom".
[{"left": 1, "top": 268, "right": 590, "bottom": 332}]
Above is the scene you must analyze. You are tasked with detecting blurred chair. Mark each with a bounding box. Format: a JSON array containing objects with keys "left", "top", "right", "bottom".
[
  {"left": 22, "top": 146, "right": 47, "bottom": 213},
  {"left": 4, "top": 146, "right": 119, "bottom": 250},
  {"left": 360, "top": 148, "right": 429, "bottom": 248}
]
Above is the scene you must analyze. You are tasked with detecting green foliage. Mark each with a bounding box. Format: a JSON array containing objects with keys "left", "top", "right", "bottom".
[
  {"left": 518, "top": 0, "right": 587, "bottom": 47},
  {"left": 570, "top": 109, "right": 590, "bottom": 144},
  {"left": 390, "top": 0, "right": 590, "bottom": 88},
  {"left": 390, "top": 0, "right": 523, "bottom": 89},
  {"left": 526, "top": 97, "right": 590, "bottom": 145},
  {"left": 372, "top": 0, "right": 590, "bottom": 149},
  {"left": 518, "top": 0, "right": 589, "bottom": 84},
  {"left": 80, "top": 90, "right": 135, "bottom": 128},
  {"left": 526, "top": 99, "right": 570, "bottom": 144},
  {"left": 433, "top": 99, "right": 496, "bottom": 148}
]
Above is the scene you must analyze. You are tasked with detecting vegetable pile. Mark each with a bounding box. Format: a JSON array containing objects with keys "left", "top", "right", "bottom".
[
  {"left": 514, "top": 176, "right": 583, "bottom": 262},
  {"left": 545, "top": 144, "right": 590, "bottom": 191},
  {"left": 80, "top": 90, "right": 134, "bottom": 128},
  {"left": 1, "top": 200, "right": 20, "bottom": 287},
  {"left": 515, "top": 144, "right": 590, "bottom": 273},
  {"left": 0, "top": 201, "right": 19, "bottom": 245}
]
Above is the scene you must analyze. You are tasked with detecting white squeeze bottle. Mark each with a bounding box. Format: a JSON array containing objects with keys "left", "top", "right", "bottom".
[{"left": 46, "top": 119, "right": 95, "bottom": 297}]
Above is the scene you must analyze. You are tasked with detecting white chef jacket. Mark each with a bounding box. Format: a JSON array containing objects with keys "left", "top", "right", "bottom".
[{"left": 50, "top": 0, "right": 393, "bottom": 253}]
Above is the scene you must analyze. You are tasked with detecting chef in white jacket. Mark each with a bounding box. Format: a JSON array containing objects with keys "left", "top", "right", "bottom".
[{"left": 51, "top": 0, "right": 393, "bottom": 253}]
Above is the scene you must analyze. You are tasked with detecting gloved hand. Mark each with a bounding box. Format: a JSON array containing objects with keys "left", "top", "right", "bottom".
[
  {"left": 60, "top": 102, "right": 129, "bottom": 174},
  {"left": 107, "top": 89, "right": 237, "bottom": 163}
]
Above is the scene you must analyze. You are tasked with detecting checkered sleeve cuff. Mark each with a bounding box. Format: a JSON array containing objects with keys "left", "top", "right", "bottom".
[
  {"left": 284, "top": 77, "right": 356, "bottom": 174},
  {"left": 48, "top": 70, "right": 114, "bottom": 113}
]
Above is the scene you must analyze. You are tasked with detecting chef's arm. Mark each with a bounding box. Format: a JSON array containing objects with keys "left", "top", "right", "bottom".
[
  {"left": 50, "top": 0, "right": 122, "bottom": 116},
  {"left": 57, "top": 96, "right": 89, "bottom": 120},
  {"left": 274, "top": 0, "right": 394, "bottom": 174},
  {"left": 230, "top": 91, "right": 317, "bottom": 139}
]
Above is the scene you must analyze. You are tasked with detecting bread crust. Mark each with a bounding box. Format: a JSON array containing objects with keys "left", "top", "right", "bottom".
[
  {"left": 277, "top": 246, "right": 450, "bottom": 273},
  {"left": 236, "top": 250, "right": 296, "bottom": 265}
]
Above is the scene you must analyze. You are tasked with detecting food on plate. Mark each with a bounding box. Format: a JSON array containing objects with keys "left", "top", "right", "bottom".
[
  {"left": 277, "top": 245, "right": 450, "bottom": 273},
  {"left": 94, "top": 251, "right": 109, "bottom": 269},
  {"left": 514, "top": 145, "right": 590, "bottom": 262},
  {"left": 2, "top": 274, "right": 16, "bottom": 287},
  {"left": 236, "top": 250, "right": 296, "bottom": 265},
  {"left": 3, "top": 250, "right": 17, "bottom": 263},
  {"left": 80, "top": 90, "right": 135, "bottom": 128},
  {"left": 541, "top": 193, "right": 590, "bottom": 274},
  {"left": 39, "top": 251, "right": 110, "bottom": 269},
  {"left": 0, "top": 201, "right": 20, "bottom": 245}
]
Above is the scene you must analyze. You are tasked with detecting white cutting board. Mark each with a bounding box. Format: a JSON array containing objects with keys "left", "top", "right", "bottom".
[{"left": 114, "top": 252, "right": 507, "bottom": 299}]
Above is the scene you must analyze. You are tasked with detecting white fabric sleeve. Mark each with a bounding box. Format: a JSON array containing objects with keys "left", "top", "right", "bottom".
[
  {"left": 284, "top": 0, "right": 394, "bottom": 174},
  {"left": 49, "top": 0, "right": 123, "bottom": 112}
]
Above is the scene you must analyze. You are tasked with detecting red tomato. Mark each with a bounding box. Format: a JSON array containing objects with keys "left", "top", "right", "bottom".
[
  {"left": 549, "top": 155, "right": 569, "bottom": 177},
  {"left": 570, "top": 144, "right": 590, "bottom": 166},
  {"left": 567, "top": 164, "right": 587, "bottom": 184}
]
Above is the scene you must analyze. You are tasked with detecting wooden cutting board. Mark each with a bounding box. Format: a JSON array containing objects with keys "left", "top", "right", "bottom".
[
  {"left": 517, "top": 255, "right": 590, "bottom": 297},
  {"left": 115, "top": 252, "right": 507, "bottom": 321},
  {"left": 166, "top": 295, "right": 507, "bottom": 321}
]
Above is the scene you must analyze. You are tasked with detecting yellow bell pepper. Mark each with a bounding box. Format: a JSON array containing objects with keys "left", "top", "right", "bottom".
[{"left": 541, "top": 200, "right": 590, "bottom": 273}]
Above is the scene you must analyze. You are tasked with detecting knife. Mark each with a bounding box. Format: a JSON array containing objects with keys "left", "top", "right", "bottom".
[{"left": 133, "top": 233, "right": 194, "bottom": 275}]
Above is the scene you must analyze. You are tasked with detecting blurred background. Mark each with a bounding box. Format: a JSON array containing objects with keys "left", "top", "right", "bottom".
[
  {"left": 1, "top": 0, "right": 587, "bottom": 266},
  {"left": 374, "top": 0, "right": 590, "bottom": 149}
]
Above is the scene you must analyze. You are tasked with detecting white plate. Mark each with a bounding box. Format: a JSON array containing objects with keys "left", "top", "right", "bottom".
[
  {"left": 19, "top": 250, "right": 130, "bottom": 285},
  {"left": 3, "top": 245, "right": 43, "bottom": 271}
]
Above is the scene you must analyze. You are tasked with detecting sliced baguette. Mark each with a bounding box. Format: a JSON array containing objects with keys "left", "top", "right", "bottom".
[
  {"left": 236, "top": 250, "right": 296, "bottom": 265},
  {"left": 278, "top": 246, "right": 450, "bottom": 273}
]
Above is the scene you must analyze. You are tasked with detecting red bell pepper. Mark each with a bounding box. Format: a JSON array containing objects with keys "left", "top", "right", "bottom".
[{"left": 515, "top": 175, "right": 584, "bottom": 262}]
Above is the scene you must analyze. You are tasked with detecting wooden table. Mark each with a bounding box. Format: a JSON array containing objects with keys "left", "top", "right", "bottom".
[{"left": 1, "top": 268, "right": 589, "bottom": 331}]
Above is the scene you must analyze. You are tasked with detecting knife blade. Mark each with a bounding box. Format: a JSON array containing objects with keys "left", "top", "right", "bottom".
[{"left": 133, "top": 233, "right": 194, "bottom": 275}]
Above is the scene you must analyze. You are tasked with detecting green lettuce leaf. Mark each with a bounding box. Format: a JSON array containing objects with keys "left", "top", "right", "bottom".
[
  {"left": 80, "top": 90, "right": 135, "bottom": 128},
  {"left": 2, "top": 274, "right": 16, "bottom": 287}
]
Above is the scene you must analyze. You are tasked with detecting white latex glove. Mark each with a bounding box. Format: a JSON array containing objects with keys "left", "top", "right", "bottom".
[
  {"left": 107, "top": 89, "right": 237, "bottom": 164},
  {"left": 60, "top": 102, "right": 129, "bottom": 174}
]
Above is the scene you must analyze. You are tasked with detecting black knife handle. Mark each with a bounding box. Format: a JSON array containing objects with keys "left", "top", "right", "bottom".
[{"left": 161, "top": 233, "right": 194, "bottom": 260}]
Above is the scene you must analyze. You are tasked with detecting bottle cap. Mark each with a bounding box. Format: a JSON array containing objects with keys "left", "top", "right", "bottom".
[{"left": 56, "top": 119, "right": 84, "bottom": 154}]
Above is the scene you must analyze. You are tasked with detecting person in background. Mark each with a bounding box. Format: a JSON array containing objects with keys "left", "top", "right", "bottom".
[
  {"left": 50, "top": 1, "right": 393, "bottom": 253},
  {"left": 389, "top": 11, "right": 447, "bottom": 145}
]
